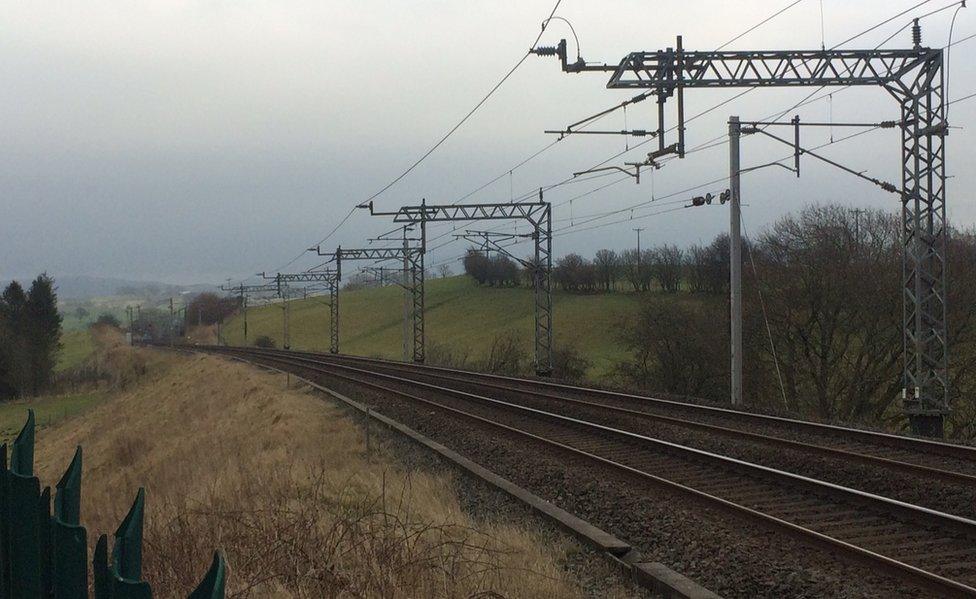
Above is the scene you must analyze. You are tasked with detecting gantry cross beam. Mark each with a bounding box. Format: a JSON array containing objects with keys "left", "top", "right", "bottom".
[
  {"left": 364, "top": 198, "right": 553, "bottom": 375},
  {"left": 535, "top": 36, "right": 949, "bottom": 435}
]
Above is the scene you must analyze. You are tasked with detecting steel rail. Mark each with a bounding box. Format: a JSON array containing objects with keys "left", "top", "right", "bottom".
[
  {"left": 215, "top": 346, "right": 976, "bottom": 533},
  {"left": 215, "top": 347, "right": 976, "bottom": 598},
  {"left": 250, "top": 346, "right": 976, "bottom": 461},
  {"left": 238, "top": 347, "right": 976, "bottom": 487}
]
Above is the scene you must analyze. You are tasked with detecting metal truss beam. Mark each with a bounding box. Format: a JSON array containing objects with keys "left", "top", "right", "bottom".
[
  {"left": 270, "top": 271, "right": 337, "bottom": 283},
  {"left": 536, "top": 35, "right": 949, "bottom": 435},
  {"left": 608, "top": 48, "right": 937, "bottom": 89},
  {"left": 365, "top": 200, "right": 550, "bottom": 224}
]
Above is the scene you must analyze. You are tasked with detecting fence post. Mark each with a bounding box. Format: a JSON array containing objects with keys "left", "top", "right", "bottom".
[
  {"left": 0, "top": 443, "right": 8, "bottom": 599},
  {"left": 110, "top": 488, "right": 152, "bottom": 598},
  {"left": 6, "top": 410, "right": 43, "bottom": 598},
  {"left": 52, "top": 447, "right": 87, "bottom": 597},
  {"left": 93, "top": 534, "right": 109, "bottom": 599},
  {"left": 2, "top": 412, "right": 228, "bottom": 599},
  {"left": 188, "top": 551, "right": 227, "bottom": 599},
  {"left": 40, "top": 486, "right": 52, "bottom": 597}
]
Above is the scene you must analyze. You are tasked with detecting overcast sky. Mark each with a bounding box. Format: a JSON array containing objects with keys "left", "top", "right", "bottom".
[{"left": 2, "top": 1, "right": 974, "bottom": 284}]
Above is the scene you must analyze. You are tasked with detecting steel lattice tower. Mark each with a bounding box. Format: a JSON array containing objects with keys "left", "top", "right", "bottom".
[{"left": 535, "top": 35, "right": 949, "bottom": 435}]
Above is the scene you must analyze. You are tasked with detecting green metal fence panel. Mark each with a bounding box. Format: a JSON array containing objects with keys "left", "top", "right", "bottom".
[
  {"left": 6, "top": 410, "right": 42, "bottom": 598},
  {"left": 112, "top": 576, "right": 153, "bottom": 598},
  {"left": 110, "top": 488, "right": 151, "bottom": 599},
  {"left": 40, "top": 486, "right": 52, "bottom": 598},
  {"left": 2, "top": 410, "right": 227, "bottom": 599},
  {"left": 188, "top": 552, "right": 226, "bottom": 599},
  {"left": 10, "top": 411, "right": 33, "bottom": 478},
  {"left": 6, "top": 473, "right": 42, "bottom": 598},
  {"left": 93, "top": 534, "right": 109, "bottom": 599},
  {"left": 0, "top": 443, "right": 8, "bottom": 599},
  {"left": 54, "top": 447, "right": 82, "bottom": 524},
  {"left": 52, "top": 447, "right": 87, "bottom": 598}
]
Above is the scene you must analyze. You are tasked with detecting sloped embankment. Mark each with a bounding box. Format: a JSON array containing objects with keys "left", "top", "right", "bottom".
[{"left": 31, "top": 343, "right": 634, "bottom": 597}]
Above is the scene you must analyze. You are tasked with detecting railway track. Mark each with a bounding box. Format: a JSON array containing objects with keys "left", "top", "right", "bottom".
[
  {"left": 219, "top": 346, "right": 976, "bottom": 488},
  {"left": 199, "top": 345, "right": 976, "bottom": 597}
]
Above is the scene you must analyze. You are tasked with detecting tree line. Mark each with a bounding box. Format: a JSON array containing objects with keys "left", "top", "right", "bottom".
[
  {"left": 0, "top": 274, "right": 62, "bottom": 398},
  {"left": 614, "top": 205, "right": 976, "bottom": 438},
  {"left": 458, "top": 205, "right": 976, "bottom": 438},
  {"left": 462, "top": 236, "right": 731, "bottom": 295}
]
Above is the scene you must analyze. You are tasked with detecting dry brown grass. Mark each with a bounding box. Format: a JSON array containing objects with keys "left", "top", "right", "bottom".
[
  {"left": 87, "top": 324, "right": 150, "bottom": 389},
  {"left": 31, "top": 341, "right": 607, "bottom": 598}
]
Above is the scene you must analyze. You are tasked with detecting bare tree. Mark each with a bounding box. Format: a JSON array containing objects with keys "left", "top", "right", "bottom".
[
  {"left": 653, "top": 245, "right": 684, "bottom": 292},
  {"left": 747, "top": 206, "right": 901, "bottom": 421},
  {"left": 594, "top": 249, "right": 619, "bottom": 292},
  {"left": 554, "top": 254, "right": 586, "bottom": 292},
  {"left": 616, "top": 299, "right": 728, "bottom": 399},
  {"left": 686, "top": 235, "right": 730, "bottom": 294},
  {"left": 620, "top": 249, "right": 654, "bottom": 292}
]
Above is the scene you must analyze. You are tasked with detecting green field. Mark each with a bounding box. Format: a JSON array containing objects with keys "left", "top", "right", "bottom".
[
  {"left": 221, "top": 276, "right": 648, "bottom": 378},
  {"left": 0, "top": 390, "right": 106, "bottom": 442},
  {"left": 57, "top": 328, "right": 96, "bottom": 372},
  {"left": 59, "top": 295, "right": 138, "bottom": 331}
]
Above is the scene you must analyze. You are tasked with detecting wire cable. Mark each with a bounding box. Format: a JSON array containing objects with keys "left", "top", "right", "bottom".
[
  {"left": 361, "top": 0, "right": 563, "bottom": 209},
  {"left": 716, "top": 0, "right": 808, "bottom": 50},
  {"left": 272, "top": 0, "right": 960, "bottom": 282},
  {"left": 244, "top": 0, "right": 565, "bottom": 282},
  {"left": 741, "top": 214, "right": 790, "bottom": 409},
  {"left": 946, "top": 2, "right": 967, "bottom": 118}
]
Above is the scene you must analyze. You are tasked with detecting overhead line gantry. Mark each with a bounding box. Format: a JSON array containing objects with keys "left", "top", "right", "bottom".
[
  {"left": 262, "top": 271, "right": 340, "bottom": 353},
  {"left": 310, "top": 243, "right": 423, "bottom": 362},
  {"left": 361, "top": 195, "right": 553, "bottom": 376},
  {"left": 533, "top": 26, "right": 951, "bottom": 436}
]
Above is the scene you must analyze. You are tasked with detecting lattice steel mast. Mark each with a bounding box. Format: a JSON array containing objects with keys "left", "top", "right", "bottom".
[
  {"left": 534, "top": 32, "right": 949, "bottom": 435},
  {"left": 363, "top": 196, "right": 553, "bottom": 375}
]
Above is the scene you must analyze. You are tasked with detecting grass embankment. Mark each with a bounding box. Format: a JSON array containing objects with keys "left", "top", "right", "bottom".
[
  {"left": 222, "top": 276, "right": 647, "bottom": 378},
  {"left": 28, "top": 340, "right": 626, "bottom": 597}
]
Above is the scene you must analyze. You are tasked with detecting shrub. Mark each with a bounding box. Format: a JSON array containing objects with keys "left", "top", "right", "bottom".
[
  {"left": 552, "top": 345, "right": 590, "bottom": 382},
  {"left": 615, "top": 299, "right": 727, "bottom": 400},
  {"left": 253, "top": 335, "right": 276, "bottom": 348},
  {"left": 425, "top": 340, "right": 470, "bottom": 369},
  {"left": 94, "top": 313, "right": 121, "bottom": 328},
  {"left": 481, "top": 332, "right": 527, "bottom": 375}
]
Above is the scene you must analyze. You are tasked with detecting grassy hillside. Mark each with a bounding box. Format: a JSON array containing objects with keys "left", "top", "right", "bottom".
[
  {"left": 221, "top": 276, "right": 650, "bottom": 378},
  {"left": 57, "top": 328, "right": 96, "bottom": 372},
  {"left": 28, "top": 340, "right": 631, "bottom": 596}
]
